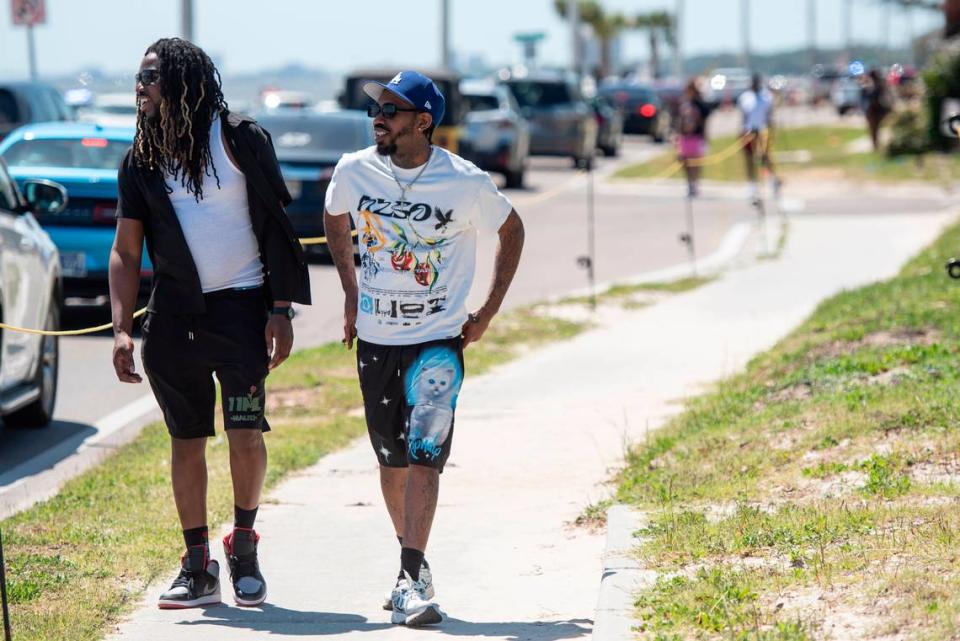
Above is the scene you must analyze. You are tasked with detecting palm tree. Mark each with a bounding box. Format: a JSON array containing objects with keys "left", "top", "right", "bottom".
[
  {"left": 633, "top": 10, "right": 675, "bottom": 79},
  {"left": 554, "top": 0, "right": 630, "bottom": 77}
]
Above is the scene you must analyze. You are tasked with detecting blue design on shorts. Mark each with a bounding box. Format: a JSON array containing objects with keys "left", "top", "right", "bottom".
[
  {"left": 404, "top": 346, "right": 463, "bottom": 461},
  {"left": 360, "top": 293, "right": 374, "bottom": 315}
]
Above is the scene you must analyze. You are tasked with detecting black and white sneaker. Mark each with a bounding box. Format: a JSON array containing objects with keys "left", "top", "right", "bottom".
[
  {"left": 223, "top": 528, "right": 267, "bottom": 607},
  {"left": 157, "top": 545, "right": 221, "bottom": 609},
  {"left": 382, "top": 561, "right": 433, "bottom": 611}
]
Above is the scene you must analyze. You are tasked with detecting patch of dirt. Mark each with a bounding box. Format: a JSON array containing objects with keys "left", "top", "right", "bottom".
[
  {"left": 267, "top": 387, "right": 318, "bottom": 412},
  {"left": 809, "top": 329, "right": 941, "bottom": 362},
  {"left": 769, "top": 585, "right": 908, "bottom": 641},
  {"left": 909, "top": 459, "right": 960, "bottom": 486},
  {"left": 772, "top": 470, "right": 867, "bottom": 503},
  {"left": 865, "top": 366, "right": 914, "bottom": 387}
]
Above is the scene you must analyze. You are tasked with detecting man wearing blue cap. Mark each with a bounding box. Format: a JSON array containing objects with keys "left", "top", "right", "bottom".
[{"left": 324, "top": 70, "right": 525, "bottom": 626}]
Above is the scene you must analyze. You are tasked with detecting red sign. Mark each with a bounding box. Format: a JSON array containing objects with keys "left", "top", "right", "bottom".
[{"left": 11, "top": 0, "right": 45, "bottom": 26}]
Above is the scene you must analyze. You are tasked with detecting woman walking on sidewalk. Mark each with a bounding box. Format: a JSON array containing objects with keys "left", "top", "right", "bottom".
[{"left": 676, "top": 78, "right": 711, "bottom": 198}]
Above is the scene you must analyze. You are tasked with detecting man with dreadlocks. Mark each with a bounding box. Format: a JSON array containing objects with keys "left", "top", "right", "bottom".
[{"left": 109, "top": 38, "right": 311, "bottom": 609}]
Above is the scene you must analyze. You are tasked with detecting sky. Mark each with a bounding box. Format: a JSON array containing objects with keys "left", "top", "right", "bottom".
[{"left": 0, "top": 0, "right": 945, "bottom": 79}]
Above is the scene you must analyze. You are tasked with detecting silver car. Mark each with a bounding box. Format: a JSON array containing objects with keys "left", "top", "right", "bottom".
[
  {"left": 459, "top": 80, "right": 530, "bottom": 188},
  {"left": 502, "top": 73, "right": 597, "bottom": 169},
  {"left": 0, "top": 160, "right": 64, "bottom": 428}
]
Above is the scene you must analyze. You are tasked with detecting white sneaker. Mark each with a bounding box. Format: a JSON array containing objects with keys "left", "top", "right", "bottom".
[
  {"left": 390, "top": 571, "right": 443, "bottom": 626},
  {"left": 382, "top": 563, "right": 433, "bottom": 611}
]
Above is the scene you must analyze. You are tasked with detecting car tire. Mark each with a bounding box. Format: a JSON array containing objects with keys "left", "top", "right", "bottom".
[
  {"left": 6, "top": 303, "right": 59, "bottom": 429},
  {"left": 504, "top": 167, "right": 524, "bottom": 189},
  {"left": 601, "top": 144, "right": 618, "bottom": 157}
]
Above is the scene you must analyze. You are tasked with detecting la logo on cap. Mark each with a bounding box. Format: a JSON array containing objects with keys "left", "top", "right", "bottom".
[
  {"left": 425, "top": 100, "right": 432, "bottom": 109},
  {"left": 390, "top": 73, "right": 403, "bottom": 85}
]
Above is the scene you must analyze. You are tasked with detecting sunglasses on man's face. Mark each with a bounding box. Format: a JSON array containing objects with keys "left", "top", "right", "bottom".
[
  {"left": 136, "top": 69, "right": 160, "bottom": 87},
  {"left": 367, "top": 103, "right": 419, "bottom": 119}
]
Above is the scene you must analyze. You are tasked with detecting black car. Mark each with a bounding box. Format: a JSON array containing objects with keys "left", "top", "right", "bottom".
[
  {"left": 0, "top": 81, "right": 73, "bottom": 142},
  {"left": 255, "top": 109, "right": 372, "bottom": 256},
  {"left": 598, "top": 83, "right": 670, "bottom": 142}
]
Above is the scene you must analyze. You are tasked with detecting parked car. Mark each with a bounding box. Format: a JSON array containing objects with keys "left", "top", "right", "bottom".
[
  {"left": 502, "top": 72, "right": 597, "bottom": 167},
  {"left": 703, "top": 67, "right": 752, "bottom": 106},
  {"left": 78, "top": 93, "right": 138, "bottom": 128},
  {"left": 255, "top": 109, "right": 372, "bottom": 256},
  {"left": 831, "top": 76, "right": 862, "bottom": 115},
  {"left": 0, "top": 81, "right": 73, "bottom": 142},
  {"left": 0, "top": 122, "right": 152, "bottom": 306},
  {"left": 459, "top": 80, "right": 530, "bottom": 188},
  {"left": 0, "top": 158, "right": 64, "bottom": 428},
  {"left": 339, "top": 68, "right": 465, "bottom": 154},
  {"left": 598, "top": 83, "right": 670, "bottom": 142},
  {"left": 589, "top": 94, "right": 623, "bottom": 157}
]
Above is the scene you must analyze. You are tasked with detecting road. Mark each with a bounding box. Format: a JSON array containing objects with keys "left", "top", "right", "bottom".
[{"left": 2, "top": 119, "right": 951, "bottom": 514}]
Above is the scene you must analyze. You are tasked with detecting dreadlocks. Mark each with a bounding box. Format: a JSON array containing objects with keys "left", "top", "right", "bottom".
[{"left": 133, "top": 38, "right": 229, "bottom": 201}]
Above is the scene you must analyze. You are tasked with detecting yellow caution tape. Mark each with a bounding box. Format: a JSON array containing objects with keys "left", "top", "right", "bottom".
[
  {"left": 0, "top": 229, "right": 360, "bottom": 336},
  {"left": 646, "top": 133, "right": 754, "bottom": 181}
]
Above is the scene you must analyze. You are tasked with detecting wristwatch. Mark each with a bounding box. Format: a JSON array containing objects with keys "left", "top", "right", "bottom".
[{"left": 272, "top": 305, "right": 294, "bottom": 320}]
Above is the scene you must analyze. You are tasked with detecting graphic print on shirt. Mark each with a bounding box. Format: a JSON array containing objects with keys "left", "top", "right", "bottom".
[
  {"left": 356, "top": 194, "right": 456, "bottom": 329},
  {"left": 404, "top": 345, "right": 463, "bottom": 462}
]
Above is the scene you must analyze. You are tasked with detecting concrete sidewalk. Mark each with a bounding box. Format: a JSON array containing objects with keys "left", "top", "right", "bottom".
[{"left": 110, "top": 207, "right": 955, "bottom": 640}]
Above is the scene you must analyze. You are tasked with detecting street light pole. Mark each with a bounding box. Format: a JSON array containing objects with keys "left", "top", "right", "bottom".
[
  {"left": 440, "top": 0, "right": 451, "bottom": 69},
  {"left": 807, "top": 0, "right": 817, "bottom": 69},
  {"left": 843, "top": 0, "right": 853, "bottom": 63},
  {"left": 741, "top": 0, "right": 751, "bottom": 69},
  {"left": 567, "top": 0, "right": 580, "bottom": 76},
  {"left": 673, "top": 0, "right": 685, "bottom": 78},
  {"left": 181, "top": 0, "right": 194, "bottom": 42},
  {"left": 26, "top": 24, "right": 37, "bottom": 81}
]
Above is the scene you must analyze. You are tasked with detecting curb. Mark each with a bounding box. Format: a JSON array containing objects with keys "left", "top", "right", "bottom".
[{"left": 593, "top": 505, "right": 656, "bottom": 641}]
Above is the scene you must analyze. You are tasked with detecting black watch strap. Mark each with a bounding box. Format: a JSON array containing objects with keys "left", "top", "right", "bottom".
[{"left": 271, "top": 305, "right": 294, "bottom": 320}]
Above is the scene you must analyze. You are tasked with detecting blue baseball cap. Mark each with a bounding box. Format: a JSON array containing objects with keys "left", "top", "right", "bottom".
[{"left": 363, "top": 71, "right": 445, "bottom": 127}]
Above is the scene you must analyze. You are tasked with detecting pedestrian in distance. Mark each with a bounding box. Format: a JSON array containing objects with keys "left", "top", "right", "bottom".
[
  {"left": 862, "top": 68, "right": 892, "bottom": 152},
  {"left": 737, "top": 72, "right": 782, "bottom": 203},
  {"left": 109, "top": 38, "right": 311, "bottom": 610},
  {"left": 676, "top": 78, "right": 711, "bottom": 198},
  {"left": 323, "top": 70, "right": 525, "bottom": 627}
]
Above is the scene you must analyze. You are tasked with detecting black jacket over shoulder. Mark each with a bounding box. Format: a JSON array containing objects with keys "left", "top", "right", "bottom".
[{"left": 116, "top": 111, "right": 311, "bottom": 314}]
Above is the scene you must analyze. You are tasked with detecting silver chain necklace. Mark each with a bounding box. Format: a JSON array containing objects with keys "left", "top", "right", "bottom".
[{"left": 388, "top": 147, "right": 432, "bottom": 201}]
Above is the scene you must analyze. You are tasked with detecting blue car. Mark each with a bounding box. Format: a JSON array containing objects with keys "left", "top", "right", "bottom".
[
  {"left": 0, "top": 122, "right": 151, "bottom": 305},
  {"left": 255, "top": 109, "right": 371, "bottom": 257}
]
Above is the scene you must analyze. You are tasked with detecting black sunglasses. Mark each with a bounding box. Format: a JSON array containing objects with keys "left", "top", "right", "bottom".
[
  {"left": 135, "top": 69, "right": 160, "bottom": 87},
  {"left": 367, "top": 103, "right": 419, "bottom": 119}
]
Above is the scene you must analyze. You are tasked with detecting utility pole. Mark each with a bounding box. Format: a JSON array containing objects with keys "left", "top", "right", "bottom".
[
  {"left": 740, "top": 0, "right": 751, "bottom": 69},
  {"left": 567, "top": 0, "right": 580, "bottom": 76},
  {"left": 440, "top": 0, "right": 451, "bottom": 69},
  {"left": 673, "top": 0, "right": 685, "bottom": 78},
  {"left": 27, "top": 23, "right": 38, "bottom": 80},
  {"left": 882, "top": 1, "right": 891, "bottom": 64},
  {"left": 181, "top": 0, "right": 194, "bottom": 41},
  {"left": 843, "top": 0, "right": 853, "bottom": 63},
  {"left": 807, "top": 0, "right": 817, "bottom": 70}
]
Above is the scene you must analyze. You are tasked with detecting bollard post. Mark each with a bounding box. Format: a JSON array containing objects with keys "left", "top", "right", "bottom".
[
  {"left": 1, "top": 528, "right": 11, "bottom": 641},
  {"left": 577, "top": 158, "right": 597, "bottom": 310},
  {"left": 679, "top": 194, "right": 697, "bottom": 276}
]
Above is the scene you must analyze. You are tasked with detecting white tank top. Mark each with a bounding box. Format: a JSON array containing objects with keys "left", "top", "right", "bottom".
[{"left": 164, "top": 115, "right": 264, "bottom": 293}]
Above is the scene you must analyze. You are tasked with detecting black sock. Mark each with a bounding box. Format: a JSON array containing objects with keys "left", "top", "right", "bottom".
[
  {"left": 400, "top": 547, "right": 425, "bottom": 582},
  {"left": 234, "top": 505, "right": 258, "bottom": 530},
  {"left": 183, "top": 525, "right": 208, "bottom": 549}
]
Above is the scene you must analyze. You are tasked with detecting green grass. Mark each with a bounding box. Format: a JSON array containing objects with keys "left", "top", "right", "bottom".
[
  {"left": 1, "top": 303, "right": 588, "bottom": 641},
  {"left": 617, "top": 220, "right": 960, "bottom": 639},
  {"left": 614, "top": 125, "right": 960, "bottom": 185}
]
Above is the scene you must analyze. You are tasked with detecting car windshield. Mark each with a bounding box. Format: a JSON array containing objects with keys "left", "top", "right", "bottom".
[
  {"left": 506, "top": 81, "right": 573, "bottom": 108},
  {"left": 2, "top": 137, "right": 129, "bottom": 170},
  {"left": 258, "top": 116, "right": 369, "bottom": 156},
  {"left": 96, "top": 105, "right": 137, "bottom": 115},
  {"left": 464, "top": 94, "right": 500, "bottom": 112}
]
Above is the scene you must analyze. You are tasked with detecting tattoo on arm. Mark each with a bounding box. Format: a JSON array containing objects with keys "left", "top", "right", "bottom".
[
  {"left": 483, "top": 210, "right": 524, "bottom": 315},
  {"left": 324, "top": 211, "right": 358, "bottom": 295}
]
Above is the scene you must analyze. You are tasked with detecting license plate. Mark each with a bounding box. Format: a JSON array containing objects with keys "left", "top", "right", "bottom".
[
  {"left": 285, "top": 180, "right": 302, "bottom": 199},
  {"left": 60, "top": 252, "right": 87, "bottom": 278}
]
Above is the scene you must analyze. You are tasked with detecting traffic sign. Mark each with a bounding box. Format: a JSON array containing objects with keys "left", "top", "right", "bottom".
[{"left": 12, "top": 0, "right": 45, "bottom": 26}]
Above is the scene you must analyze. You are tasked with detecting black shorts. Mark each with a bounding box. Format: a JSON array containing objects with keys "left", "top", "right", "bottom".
[
  {"left": 142, "top": 287, "right": 270, "bottom": 440},
  {"left": 357, "top": 337, "right": 464, "bottom": 472}
]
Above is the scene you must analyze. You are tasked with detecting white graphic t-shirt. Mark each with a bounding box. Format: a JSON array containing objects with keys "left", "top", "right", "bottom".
[{"left": 325, "top": 146, "right": 513, "bottom": 346}]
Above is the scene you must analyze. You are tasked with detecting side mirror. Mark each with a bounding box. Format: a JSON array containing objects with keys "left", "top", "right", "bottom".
[{"left": 22, "top": 179, "right": 68, "bottom": 215}]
